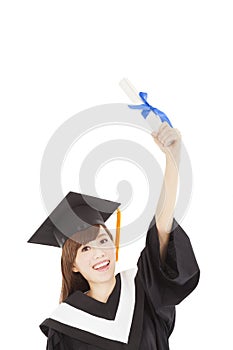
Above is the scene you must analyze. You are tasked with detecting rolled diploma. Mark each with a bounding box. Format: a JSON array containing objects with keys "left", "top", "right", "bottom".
[{"left": 119, "top": 78, "right": 162, "bottom": 133}]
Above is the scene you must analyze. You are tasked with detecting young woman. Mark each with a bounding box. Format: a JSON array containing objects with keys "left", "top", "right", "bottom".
[{"left": 29, "top": 122, "right": 200, "bottom": 349}]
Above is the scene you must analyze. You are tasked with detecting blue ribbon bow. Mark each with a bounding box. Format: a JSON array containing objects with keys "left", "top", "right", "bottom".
[{"left": 128, "top": 91, "right": 173, "bottom": 128}]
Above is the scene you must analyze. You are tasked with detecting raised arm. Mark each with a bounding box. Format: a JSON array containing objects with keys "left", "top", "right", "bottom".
[
  {"left": 151, "top": 122, "right": 181, "bottom": 266},
  {"left": 137, "top": 126, "right": 200, "bottom": 308}
]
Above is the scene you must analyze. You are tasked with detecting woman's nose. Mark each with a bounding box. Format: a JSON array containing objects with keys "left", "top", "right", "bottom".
[{"left": 93, "top": 247, "right": 105, "bottom": 259}]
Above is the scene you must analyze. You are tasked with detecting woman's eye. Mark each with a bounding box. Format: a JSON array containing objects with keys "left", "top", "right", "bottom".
[
  {"left": 100, "top": 238, "right": 108, "bottom": 244},
  {"left": 81, "top": 246, "right": 91, "bottom": 252}
]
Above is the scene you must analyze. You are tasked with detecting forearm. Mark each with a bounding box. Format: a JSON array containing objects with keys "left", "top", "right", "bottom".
[
  {"left": 156, "top": 153, "right": 180, "bottom": 263},
  {"left": 156, "top": 152, "right": 180, "bottom": 233}
]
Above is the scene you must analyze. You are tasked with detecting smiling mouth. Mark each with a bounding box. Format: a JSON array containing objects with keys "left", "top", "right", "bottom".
[{"left": 92, "top": 260, "right": 110, "bottom": 271}]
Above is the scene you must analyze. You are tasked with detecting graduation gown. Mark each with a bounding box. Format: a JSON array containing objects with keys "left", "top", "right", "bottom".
[{"left": 40, "top": 217, "right": 200, "bottom": 350}]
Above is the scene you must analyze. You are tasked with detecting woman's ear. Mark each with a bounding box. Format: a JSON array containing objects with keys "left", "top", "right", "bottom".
[{"left": 72, "top": 264, "right": 79, "bottom": 273}]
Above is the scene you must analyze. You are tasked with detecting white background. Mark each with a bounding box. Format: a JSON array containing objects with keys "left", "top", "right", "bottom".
[{"left": 1, "top": 0, "right": 233, "bottom": 349}]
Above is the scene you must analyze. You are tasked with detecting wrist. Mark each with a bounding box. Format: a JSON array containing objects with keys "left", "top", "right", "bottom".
[{"left": 165, "top": 152, "right": 180, "bottom": 169}]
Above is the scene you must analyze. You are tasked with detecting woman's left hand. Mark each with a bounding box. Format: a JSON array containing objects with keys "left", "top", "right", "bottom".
[{"left": 151, "top": 122, "right": 182, "bottom": 161}]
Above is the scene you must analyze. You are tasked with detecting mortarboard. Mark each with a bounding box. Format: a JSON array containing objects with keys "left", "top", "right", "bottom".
[{"left": 27, "top": 191, "right": 122, "bottom": 261}]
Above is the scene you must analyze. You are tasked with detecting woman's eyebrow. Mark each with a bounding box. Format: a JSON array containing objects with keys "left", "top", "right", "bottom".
[
  {"left": 81, "top": 233, "right": 108, "bottom": 247},
  {"left": 97, "top": 233, "right": 108, "bottom": 238}
]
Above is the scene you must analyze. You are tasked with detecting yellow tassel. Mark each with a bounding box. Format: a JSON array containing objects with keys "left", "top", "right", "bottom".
[{"left": 115, "top": 208, "right": 121, "bottom": 261}]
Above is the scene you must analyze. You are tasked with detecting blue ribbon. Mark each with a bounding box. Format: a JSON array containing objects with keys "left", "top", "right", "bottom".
[{"left": 128, "top": 91, "right": 173, "bottom": 128}]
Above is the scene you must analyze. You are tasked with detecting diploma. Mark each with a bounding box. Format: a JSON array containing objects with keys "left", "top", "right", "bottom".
[{"left": 119, "top": 78, "right": 173, "bottom": 133}]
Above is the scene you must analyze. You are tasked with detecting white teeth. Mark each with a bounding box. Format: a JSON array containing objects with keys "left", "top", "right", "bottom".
[{"left": 93, "top": 261, "right": 109, "bottom": 269}]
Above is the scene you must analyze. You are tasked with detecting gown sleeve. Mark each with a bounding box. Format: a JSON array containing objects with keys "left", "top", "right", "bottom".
[
  {"left": 137, "top": 216, "right": 200, "bottom": 307},
  {"left": 46, "top": 328, "right": 67, "bottom": 350}
]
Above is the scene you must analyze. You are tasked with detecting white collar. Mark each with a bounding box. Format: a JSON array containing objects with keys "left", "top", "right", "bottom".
[{"left": 50, "top": 268, "right": 137, "bottom": 343}]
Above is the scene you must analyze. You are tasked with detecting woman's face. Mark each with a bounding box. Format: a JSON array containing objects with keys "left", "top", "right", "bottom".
[{"left": 72, "top": 225, "right": 116, "bottom": 284}]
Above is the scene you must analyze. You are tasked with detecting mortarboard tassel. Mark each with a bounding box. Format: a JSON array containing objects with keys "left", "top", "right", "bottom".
[{"left": 115, "top": 208, "right": 121, "bottom": 261}]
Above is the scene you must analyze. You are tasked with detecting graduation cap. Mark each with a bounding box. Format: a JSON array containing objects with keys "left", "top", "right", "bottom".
[{"left": 27, "top": 191, "right": 122, "bottom": 261}]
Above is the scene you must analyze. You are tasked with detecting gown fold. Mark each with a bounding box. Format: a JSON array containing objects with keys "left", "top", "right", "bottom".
[{"left": 137, "top": 216, "right": 200, "bottom": 308}]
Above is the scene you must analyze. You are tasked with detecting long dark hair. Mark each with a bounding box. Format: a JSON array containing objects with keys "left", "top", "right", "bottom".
[{"left": 59, "top": 224, "right": 113, "bottom": 303}]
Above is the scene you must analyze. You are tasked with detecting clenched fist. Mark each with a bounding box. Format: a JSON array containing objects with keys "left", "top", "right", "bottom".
[{"left": 151, "top": 122, "right": 181, "bottom": 161}]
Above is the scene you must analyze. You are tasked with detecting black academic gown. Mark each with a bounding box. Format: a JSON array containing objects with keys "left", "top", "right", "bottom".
[{"left": 40, "top": 217, "right": 200, "bottom": 350}]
